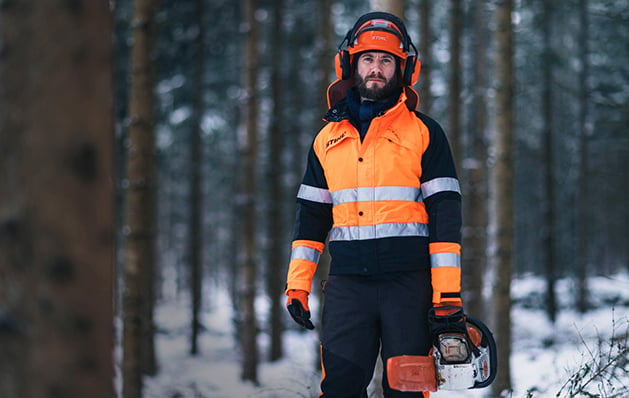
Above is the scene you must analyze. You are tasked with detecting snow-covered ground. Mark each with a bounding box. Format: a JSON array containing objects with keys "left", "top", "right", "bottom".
[{"left": 139, "top": 273, "right": 629, "bottom": 398}]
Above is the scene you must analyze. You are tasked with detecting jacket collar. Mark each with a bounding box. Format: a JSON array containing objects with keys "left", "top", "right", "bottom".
[{"left": 323, "top": 88, "right": 411, "bottom": 123}]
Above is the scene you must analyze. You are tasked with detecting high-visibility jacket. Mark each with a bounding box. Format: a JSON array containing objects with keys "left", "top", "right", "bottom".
[{"left": 286, "top": 90, "right": 462, "bottom": 304}]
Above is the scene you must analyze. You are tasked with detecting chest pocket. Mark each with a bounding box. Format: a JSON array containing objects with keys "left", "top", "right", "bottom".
[{"left": 376, "top": 129, "right": 422, "bottom": 186}]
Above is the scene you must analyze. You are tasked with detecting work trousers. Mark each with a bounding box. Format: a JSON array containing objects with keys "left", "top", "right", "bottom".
[{"left": 319, "top": 270, "right": 432, "bottom": 398}]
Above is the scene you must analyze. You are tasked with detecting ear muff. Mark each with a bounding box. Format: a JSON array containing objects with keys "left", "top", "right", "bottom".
[
  {"left": 402, "top": 55, "right": 421, "bottom": 86},
  {"left": 334, "top": 50, "right": 352, "bottom": 80}
]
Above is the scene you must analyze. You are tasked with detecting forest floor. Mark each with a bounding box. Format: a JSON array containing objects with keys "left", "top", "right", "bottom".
[{"left": 134, "top": 272, "right": 629, "bottom": 398}]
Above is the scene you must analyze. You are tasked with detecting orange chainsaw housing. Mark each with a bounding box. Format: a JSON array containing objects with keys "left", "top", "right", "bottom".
[{"left": 386, "top": 355, "right": 438, "bottom": 392}]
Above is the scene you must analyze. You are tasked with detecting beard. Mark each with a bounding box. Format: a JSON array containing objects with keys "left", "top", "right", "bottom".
[{"left": 355, "top": 72, "right": 399, "bottom": 101}]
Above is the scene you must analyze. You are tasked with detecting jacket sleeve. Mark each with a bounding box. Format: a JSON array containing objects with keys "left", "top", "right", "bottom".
[
  {"left": 285, "top": 143, "right": 333, "bottom": 294},
  {"left": 417, "top": 113, "right": 463, "bottom": 305}
]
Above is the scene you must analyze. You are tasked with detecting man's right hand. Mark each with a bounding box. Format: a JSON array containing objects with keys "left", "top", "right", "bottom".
[
  {"left": 286, "top": 289, "right": 315, "bottom": 330},
  {"left": 428, "top": 305, "right": 467, "bottom": 336}
]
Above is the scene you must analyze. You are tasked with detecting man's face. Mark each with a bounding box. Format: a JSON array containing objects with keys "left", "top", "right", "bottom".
[{"left": 355, "top": 51, "right": 399, "bottom": 101}]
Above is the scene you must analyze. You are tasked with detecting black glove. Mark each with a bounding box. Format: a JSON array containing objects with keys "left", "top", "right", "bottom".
[
  {"left": 428, "top": 305, "right": 467, "bottom": 336},
  {"left": 286, "top": 290, "right": 315, "bottom": 330}
]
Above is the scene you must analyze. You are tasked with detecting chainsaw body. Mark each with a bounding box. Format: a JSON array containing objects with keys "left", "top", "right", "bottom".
[{"left": 387, "top": 315, "right": 497, "bottom": 392}]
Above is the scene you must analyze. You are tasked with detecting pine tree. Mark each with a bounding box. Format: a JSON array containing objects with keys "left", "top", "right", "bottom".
[
  {"left": 0, "top": 2, "right": 115, "bottom": 397},
  {"left": 122, "top": 0, "right": 161, "bottom": 396},
  {"left": 491, "top": 0, "right": 515, "bottom": 394}
]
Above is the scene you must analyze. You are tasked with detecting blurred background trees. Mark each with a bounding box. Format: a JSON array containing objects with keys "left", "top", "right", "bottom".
[
  {"left": 1, "top": 0, "right": 627, "bottom": 396},
  {"left": 111, "top": 0, "right": 628, "bottom": 394}
]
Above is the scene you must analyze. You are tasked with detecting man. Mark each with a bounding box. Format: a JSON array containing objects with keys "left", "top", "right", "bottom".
[{"left": 285, "top": 12, "right": 464, "bottom": 398}]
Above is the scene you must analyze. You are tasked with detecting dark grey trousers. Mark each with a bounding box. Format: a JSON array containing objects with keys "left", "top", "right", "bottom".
[{"left": 319, "top": 270, "right": 433, "bottom": 398}]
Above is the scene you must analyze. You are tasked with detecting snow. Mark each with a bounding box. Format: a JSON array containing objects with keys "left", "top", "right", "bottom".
[{"left": 137, "top": 273, "right": 629, "bottom": 398}]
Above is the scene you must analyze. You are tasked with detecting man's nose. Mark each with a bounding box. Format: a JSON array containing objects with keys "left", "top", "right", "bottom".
[{"left": 370, "top": 61, "right": 384, "bottom": 74}]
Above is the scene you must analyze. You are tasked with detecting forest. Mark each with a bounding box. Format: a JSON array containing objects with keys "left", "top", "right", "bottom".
[{"left": 0, "top": 0, "right": 627, "bottom": 397}]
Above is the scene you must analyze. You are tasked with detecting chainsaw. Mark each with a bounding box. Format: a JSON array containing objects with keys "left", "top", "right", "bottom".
[{"left": 387, "top": 308, "right": 497, "bottom": 392}]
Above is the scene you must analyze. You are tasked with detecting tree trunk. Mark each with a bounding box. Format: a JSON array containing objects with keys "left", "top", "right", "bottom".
[
  {"left": 462, "top": 1, "right": 489, "bottom": 319},
  {"left": 122, "top": 0, "right": 161, "bottom": 396},
  {"left": 542, "top": 0, "right": 558, "bottom": 324},
  {"left": 189, "top": 0, "right": 206, "bottom": 356},
  {"left": 418, "top": 0, "right": 433, "bottom": 113},
  {"left": 491, "top": 0, "right": 515, "bottom": 395},
  {"left": 576, "top": 0, "right": 590, "bottom": 314},
  {"left": 240, "top": 0, "right": 260, "bottom": 384},
  {"left": 448, "top": 0, "right": 463, "bottom": 169},
  {"left": 317, "top": 0, "right": 334, "bottom": 115},
  {"left": 371, "top": 0, "right": 405, "bottom": 17},
  {"left": 267, "top": 0, "right": 286, "bottom": 362},
  {"left": 0, "top": 2, "right": 115, "bottom": 397}
]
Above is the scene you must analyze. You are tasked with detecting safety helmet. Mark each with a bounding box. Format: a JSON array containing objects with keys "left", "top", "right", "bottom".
[{"left": 348, "top": 18, "right": 407, "bottom": 59}]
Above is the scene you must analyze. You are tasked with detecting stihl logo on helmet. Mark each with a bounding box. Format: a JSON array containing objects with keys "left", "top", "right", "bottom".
[{"left": 350, "top": 18, "right": 407, "bottom": 59}]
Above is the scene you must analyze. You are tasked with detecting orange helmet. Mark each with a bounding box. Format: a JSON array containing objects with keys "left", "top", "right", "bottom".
[{"left": 348, "top": 18, "right": 407, "bottom": 59}]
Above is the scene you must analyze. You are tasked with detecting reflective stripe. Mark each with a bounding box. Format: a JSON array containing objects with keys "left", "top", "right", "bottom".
[
  {"left": 430, "top": 252, "right": 461, "bottom": 268},
  {"left": 421, "top": 177, "right": 461, "bottom": 199},
  {"left": 290, "top": 246, "right": 321, "bottom": 264},
  {"left": 297, "top": 184, "right": 332, "bottom": 204},
  {"left": 329, "top": 222, "right": 429, "bottom": 241},
  {"left": 331, "top": 186, "right": 422, "bottom": 205}
]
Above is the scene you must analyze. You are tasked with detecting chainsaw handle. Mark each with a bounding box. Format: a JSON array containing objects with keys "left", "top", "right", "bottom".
[
  {"left": 465, "top": 315, "right": 498, "bottom": 389},
  {"left": 428, "top": 306, "right": 466, "bottom": 334}
]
